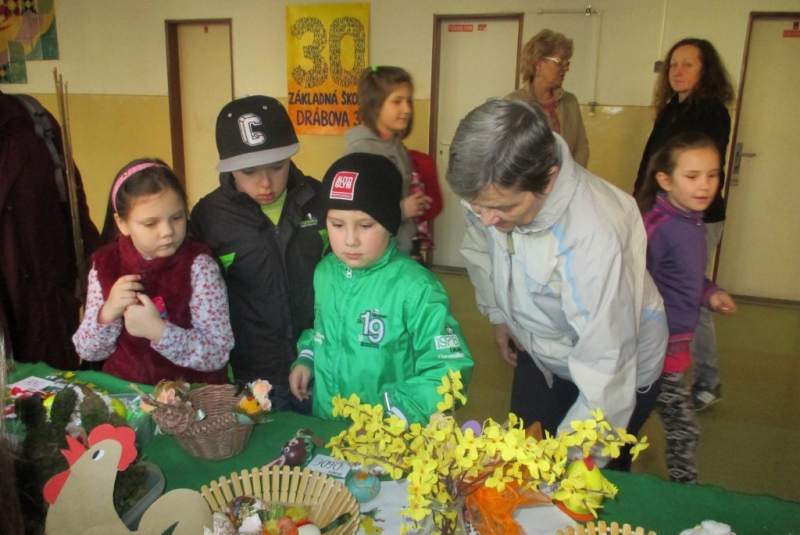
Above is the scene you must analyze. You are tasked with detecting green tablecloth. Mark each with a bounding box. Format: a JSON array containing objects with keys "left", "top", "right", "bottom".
[{"left": 8, "top": 362, "right": 800, "bottom": 534}]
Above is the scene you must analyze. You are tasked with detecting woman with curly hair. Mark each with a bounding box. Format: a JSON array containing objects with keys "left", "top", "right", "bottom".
[
  {"left": 506, "top": 29, "right": 589, "bottom": 167},
  {"left": 633, "top": 38, "right": 735, "bottom": 412}
]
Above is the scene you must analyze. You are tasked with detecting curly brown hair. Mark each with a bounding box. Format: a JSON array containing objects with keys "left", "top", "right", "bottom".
[
  {"left": 653, "top": 38, "right": 734, "bottom": 114},
  {"left": 519, "top": 29, "right": 574, "bottom": 85}
]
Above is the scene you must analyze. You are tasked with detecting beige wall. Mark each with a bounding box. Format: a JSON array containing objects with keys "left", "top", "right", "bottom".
[{"left": 8, "top": 0, "right": 799, "bottom": 227}]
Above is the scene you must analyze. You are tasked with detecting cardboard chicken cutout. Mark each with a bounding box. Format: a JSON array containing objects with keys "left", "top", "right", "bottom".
[{"left": 44, "top": 424, "right": 211, "bottom": 535}]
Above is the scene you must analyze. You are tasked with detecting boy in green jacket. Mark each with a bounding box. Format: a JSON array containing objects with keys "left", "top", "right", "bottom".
[{"left": 288, "top": 153, "right": 473, "bottom": 424}]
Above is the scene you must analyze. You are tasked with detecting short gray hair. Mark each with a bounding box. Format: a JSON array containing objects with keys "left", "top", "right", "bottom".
[{"left": 446, "top": 99, "right": 559, "bottom": 200}]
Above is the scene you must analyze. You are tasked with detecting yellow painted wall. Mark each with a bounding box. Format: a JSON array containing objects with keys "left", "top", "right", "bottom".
[
  {"left": 583, "top": 105, "right": 657, "bottom": 192},
  {"left": 29, "top": 94, "right": 172, "bottom": 231},
  {"left": 26, "top": 92, "right": 657, "bottom": 229},
  {"left": 7, "top": 0, "right": 788, "bottom": 227}
]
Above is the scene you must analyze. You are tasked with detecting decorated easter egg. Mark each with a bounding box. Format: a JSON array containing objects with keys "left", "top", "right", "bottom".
[
  {"left": 556, "top": 457, "right": 606, "bottom": 521},
  {"left": 42, "top": 395, "right": 55, "bottom": 416},
  {"left": 110, "top": 397, "right": 127, "bottom": 418},
  {"left": 345, "top": 469, "right": 381, "bottom": 503},
  {"left": 297, "top": 524, "right": 322, "bottom": 535}
]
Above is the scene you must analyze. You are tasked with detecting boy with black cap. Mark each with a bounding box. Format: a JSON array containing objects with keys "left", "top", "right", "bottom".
[
  {"left": 191, "top": 95, "right": 323, "bottom": 410},
  {"left": 288, "top": 153, "right": 473, "bottom": 424}
]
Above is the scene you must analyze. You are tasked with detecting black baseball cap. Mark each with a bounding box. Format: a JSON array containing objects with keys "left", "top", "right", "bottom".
[{"left": 215, "top": 95, "right": 299, "bottom": 173}]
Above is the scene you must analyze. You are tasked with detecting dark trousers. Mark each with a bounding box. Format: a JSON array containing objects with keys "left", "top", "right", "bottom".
[
  {"left": 511, "top": 350, "right": 660, "bottom": 471},
  {"left": 271, "top": 384, "right": 313, "bottom": 415}
]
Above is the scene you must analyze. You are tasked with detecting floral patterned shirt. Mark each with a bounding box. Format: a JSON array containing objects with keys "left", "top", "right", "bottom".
[{"left": 73, "top": 254, "right": 233, "bottom": 371}]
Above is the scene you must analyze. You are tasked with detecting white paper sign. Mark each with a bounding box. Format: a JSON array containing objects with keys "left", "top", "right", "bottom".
[
  {"left": 307, "top": 454, "right": 350, "bottom": 478},
  {"left": 9, "top": 376, "right": 60, "bottom": 392}
]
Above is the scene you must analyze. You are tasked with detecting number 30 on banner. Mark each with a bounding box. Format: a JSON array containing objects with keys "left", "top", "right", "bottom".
[{"left": 290, "top": 16, "right": 367, "bottom": 89}]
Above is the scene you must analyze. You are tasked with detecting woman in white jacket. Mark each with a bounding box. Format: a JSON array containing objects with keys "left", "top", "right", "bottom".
[{"left": 447, "top": 99, "right": 667, "bottom": 470}]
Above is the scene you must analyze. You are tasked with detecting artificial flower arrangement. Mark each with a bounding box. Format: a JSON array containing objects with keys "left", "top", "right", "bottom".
[
  {"left": 327, "top": 369, "right": 649, "bottom": 535},
  {"left": 234, "top": 379, "right": 273, "bottom": 424}
]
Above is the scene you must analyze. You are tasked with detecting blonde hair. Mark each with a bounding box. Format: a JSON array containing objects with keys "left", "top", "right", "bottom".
[{"left": 520, "top": 29, "right": 574, "bottom": 84}]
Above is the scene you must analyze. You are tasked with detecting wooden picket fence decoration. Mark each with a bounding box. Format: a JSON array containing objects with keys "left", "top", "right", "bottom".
[
  {"left": 200, "top": 465, "right": 360, "bottom": 535},
  {"left": 556, "top": 521, "right": 656, "bottom": 535}
]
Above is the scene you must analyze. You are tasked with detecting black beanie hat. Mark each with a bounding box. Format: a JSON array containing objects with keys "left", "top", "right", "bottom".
[
  {"left": 319, "top": 153, "right": 402, "bottom": 236},
  {"left": 215, "top": 95, "right": 299, "bottom": 172}
]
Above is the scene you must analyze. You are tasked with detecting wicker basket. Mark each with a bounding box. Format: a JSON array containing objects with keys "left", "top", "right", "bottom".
[
  {"left": 201, "top": 465, "right": 360, "bottom": 535},
  {"left": 150, "top": 384, "right": 253, "bottom": 460}
]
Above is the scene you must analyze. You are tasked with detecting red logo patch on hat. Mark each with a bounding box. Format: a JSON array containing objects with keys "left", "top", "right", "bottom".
[{"left": 330, "top": 172, "right": 359, "bottom": 200}]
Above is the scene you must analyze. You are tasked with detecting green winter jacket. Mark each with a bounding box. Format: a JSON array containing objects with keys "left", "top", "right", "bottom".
[{"left": 294, "top": 239, "right": 473, "bottom": 424}]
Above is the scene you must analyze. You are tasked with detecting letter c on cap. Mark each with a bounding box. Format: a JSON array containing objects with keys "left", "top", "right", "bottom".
[{"left": 238, "top": 114, "right": 266, "bottom": 146}]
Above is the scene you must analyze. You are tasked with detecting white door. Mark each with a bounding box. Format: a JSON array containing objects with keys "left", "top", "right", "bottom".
[
  {"left": 432, "top": 18, "right": 521, "bottom": 269},
  {"left": 716, "top": 17, "right": 800, "bottom": 301},
  {"left": 178, "top": 23, "right": 233, "bottom": 208}
]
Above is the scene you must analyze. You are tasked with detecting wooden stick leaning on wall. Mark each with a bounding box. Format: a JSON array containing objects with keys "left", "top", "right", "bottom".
[{"left": 53, "top": 69, "right": 87, "bottom": 304}]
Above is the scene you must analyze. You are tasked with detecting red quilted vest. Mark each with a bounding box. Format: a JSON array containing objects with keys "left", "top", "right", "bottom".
[{"left": 93, "top": 235, "right": 229, "bottom": 385}]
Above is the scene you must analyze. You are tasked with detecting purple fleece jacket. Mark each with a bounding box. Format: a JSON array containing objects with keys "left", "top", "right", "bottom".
[{"left": 643, "top": 194, "right": 720, "bottom": 373}]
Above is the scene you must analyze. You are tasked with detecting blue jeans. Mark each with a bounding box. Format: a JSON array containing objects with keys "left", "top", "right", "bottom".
[{"left": 692, "top": 221, "right": 724, "bottom": 389}]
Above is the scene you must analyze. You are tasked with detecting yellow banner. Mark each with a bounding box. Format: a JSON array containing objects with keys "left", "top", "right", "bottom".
[{"left": 286, "top": 3, "right": 369, "bottom": 135}]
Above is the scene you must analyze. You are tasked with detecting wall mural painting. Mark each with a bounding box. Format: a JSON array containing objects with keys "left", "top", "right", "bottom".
[
  {"left": 0, "top": 0, "right": 59, "bottom": 84},
  {"left": 286, "top": 3, "right": 369, "bottom": 135}
]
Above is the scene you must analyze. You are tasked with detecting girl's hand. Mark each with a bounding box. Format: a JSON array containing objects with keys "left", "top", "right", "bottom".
[
  {"left": 710, "top": 291, "right": 737, "bottom": 314},
  {"left": 493, "top": 323, "right": 523, "bottom": 367},
  {"left": 289, "top": 365, "right": 312, "bottom": 401},
  {"left": 123, "top": 293, "right": 167, "bottom": 342},
  {"left": 401, "top": 191, "right": 433, "bottom": 218},
  {"left": 98, "top": 274, "right": 143, "bottom": 324}
]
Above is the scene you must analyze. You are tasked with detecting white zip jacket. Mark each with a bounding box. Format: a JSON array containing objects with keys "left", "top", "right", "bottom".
[{"left": 461, "top": 135, "right": 667, "bottom": 436}]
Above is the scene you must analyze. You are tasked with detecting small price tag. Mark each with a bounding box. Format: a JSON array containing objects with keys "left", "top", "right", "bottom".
[{"left": 307, "top": 454, "right": 350, "bottom": 478}]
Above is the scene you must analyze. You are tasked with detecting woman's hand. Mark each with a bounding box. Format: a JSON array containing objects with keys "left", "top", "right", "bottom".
[
  {"left": 709, "top": 291, "right": 737, "bottom": 314},
  {"left": 97, "top": 274, "right": 143, "bottom": 324},
  {"left": 123, "top": 293, "right": 167, "bottom": 342},
  {"left": 289, "top": 365, "right": 313, "bottom": 401},
  {"left": 493, "top": 323, "right": 523, "bottom": 367},
  {"left": 401, "top": 191, "right": 433, "bottom": 219}
]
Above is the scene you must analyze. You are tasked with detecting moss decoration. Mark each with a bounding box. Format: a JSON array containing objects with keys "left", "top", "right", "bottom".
[{"left": 14, "top": 386, "right": 147, "bottom": 534}]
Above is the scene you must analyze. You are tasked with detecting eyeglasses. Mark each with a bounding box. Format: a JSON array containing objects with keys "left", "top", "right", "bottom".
[{"left": 543, "top": 57, "right": 570, "bottom": 69}]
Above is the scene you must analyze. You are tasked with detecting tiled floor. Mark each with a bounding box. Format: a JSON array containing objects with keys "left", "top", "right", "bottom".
[{"left": 437, "top": 271, "right": 800, "bottom": 503}]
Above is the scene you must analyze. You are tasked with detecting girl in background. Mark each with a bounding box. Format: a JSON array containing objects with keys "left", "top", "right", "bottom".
[
  {"left": 344, "top": 66, "right": 432, "bottom": 255},
  {"left": 407, "top": 148, "right": 443, "bottom": 263},
  {"left": 73, "top": 158, "right": 233, "bottom": 385},
  {"left": 636, "top": 132, "right": 737, "bottom": 483}
]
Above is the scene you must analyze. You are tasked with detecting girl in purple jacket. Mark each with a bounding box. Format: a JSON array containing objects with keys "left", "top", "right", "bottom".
[{"left": 636, "top": 132, "right": 736, "bottom": 483}]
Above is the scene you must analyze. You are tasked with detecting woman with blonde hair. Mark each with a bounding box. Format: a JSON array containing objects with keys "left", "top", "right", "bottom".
[
  {"left": 633, "top": 38, "right": 735, "bottom": 412},
  {"left": 506, "top": 29, "right": 589, "bottom": 167}
]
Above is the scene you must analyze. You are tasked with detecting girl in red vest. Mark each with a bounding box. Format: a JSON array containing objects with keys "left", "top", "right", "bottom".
[{"left": 73, "top": 159, "right": 233, "bottom": 385}]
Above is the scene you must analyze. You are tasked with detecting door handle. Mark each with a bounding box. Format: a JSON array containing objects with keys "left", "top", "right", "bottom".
[{"left": 731, "top": 142, "right": 756, "bottom": 175}]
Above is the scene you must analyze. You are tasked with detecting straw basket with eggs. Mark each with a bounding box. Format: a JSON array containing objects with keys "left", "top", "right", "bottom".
[{"left": 202, "top": 465, "right": 361, "bottom": 535}]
